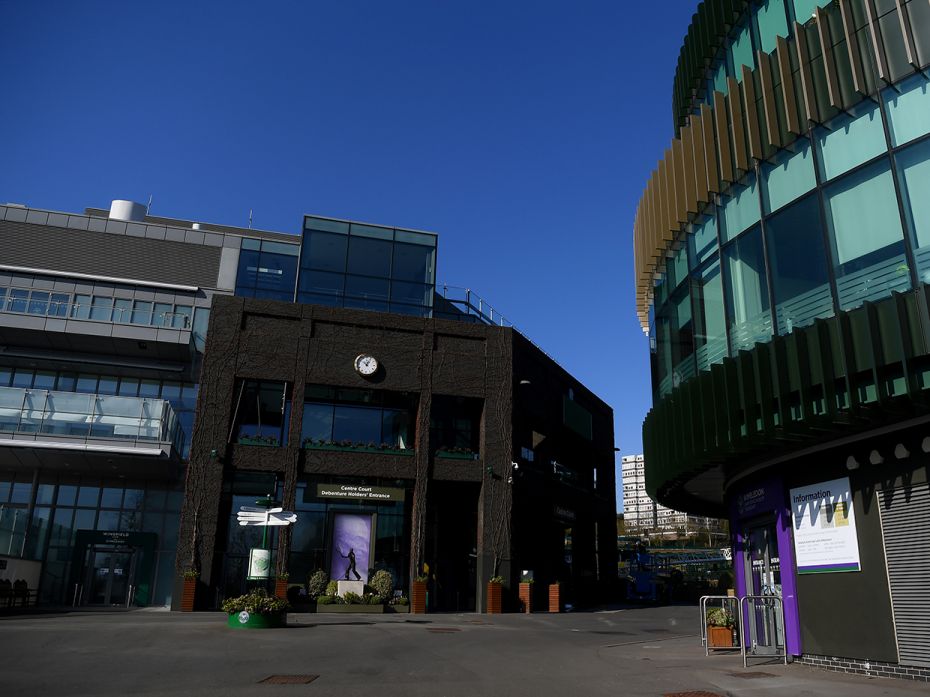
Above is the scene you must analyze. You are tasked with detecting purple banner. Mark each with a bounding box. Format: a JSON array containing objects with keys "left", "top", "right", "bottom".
[{"left": 330, "top": 513, "right": 372, "bottom": 584}]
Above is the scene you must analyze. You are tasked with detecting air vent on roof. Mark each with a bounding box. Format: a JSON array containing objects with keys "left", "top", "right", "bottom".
[{"left": 108, "top": 199, "right": 147, "bottom": 222}]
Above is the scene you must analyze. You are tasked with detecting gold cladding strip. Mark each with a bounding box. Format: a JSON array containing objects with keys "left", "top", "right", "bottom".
[
  {"left": 863, "top": 0, "right": 890, "bottom": 82},
  {"left": 775, "top": 37, "right": 801, "bottom": 135},
  {"left": 794, "top": 22, "right": 820, "bottom": 123},
  {"left": 659, "top": 155, "right": 672, "bottom": 242},
  {"left": 894, "top": 0, "right": 918, "bottom": 67},
  {"left": 712, "top": 92, "right": 735, "bottom": 184},
  {"left": 815, "top": 7, "right": 842, "bottom": 110},
  {"left": 756, "top": 52, "right": 782, "bottom": 149},
  {"left": 691, "top": 113, "right": 711, "bottom": 204},
  {"left": 741, "top": 66, "right": 764, "bottom": 161},
  {"left": 681, "top": 123, "right": 698, "bottom": 213},
  {"left": 700, "top": 103, "right": 720, "bottom": 194},
  {"left": 673, "top": 138, "right": 688, "bottom": 224},
  {"left": 838, "top": 0, "right": 865, "bottom": 95},
  {"left": 727, "top": 77, "right": 750, "bottom": 171}
]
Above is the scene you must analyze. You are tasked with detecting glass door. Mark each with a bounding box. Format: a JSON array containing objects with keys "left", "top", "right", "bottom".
[
  {"left": 84, "top": 546, "right": 137, "bottom": 606},
  {"left": 743, "top": 521, "right": 784, "bottom": 655}
]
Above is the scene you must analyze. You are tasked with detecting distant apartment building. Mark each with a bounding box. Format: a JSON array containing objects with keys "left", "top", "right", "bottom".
[{"left": 620, "top": 455, "right": 722, "bottom": 538}]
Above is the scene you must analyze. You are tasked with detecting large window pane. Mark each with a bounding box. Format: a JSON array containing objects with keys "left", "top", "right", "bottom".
[
  {"left": 345, "top": 275, "right": 389, "bottom": 302},
  {"left": 233, "top": 380, "right": 290, "bottom": 446},
  {"left": 729, "top": 24, "right": 755, "bottom": 80},
  {"left": 756, "top": 0, "right": 790, "bottom": 53},
  {"left": 693, "top": 259, "right": 728, "bottom": 371},
  {"left": 301, "top": 403, "right": 334, "bottom": 444},
  {"left": 765, "top": 194, "right": 834, "bottom": 333},
  {"left": 688, "top": 213, "right": 718, "bottom": 269},
  {"left": 884, "top": 72, "right": 930, "bottom": 148},
  {"left": 723, "top": 226, "right": 773, "bottom": 351},
  {"left": 332, "top": 405, "right": 382, "bottom": 444},
  {"left": 897, "top": 138, "right": 930, "bottom": 284},
  {"left": 762, "top": 140, "right": 816, "bottom": 214},
  {"left": 391, "top": 243, "right": 435, "bottom": 285},
  {"left": 90, "top": 296, "right": 112, "bottom": 321},
  {"left": 347, "top": 237, "right": 392, "bottom": 277},
  {"left": 824, "top": 160, "right": 910, "bottom": 309},
  {"left": 720, "top": 175, "right": 762, "bottom": 242},
  {"left": 304, "top": 231, "right": 348, "bottom": 272},
  {"left": 816, "top": 103, "right": 887, "bottom": 181},
  {"left": 791, "top": 0, "right": 830, "bottom": 23}
]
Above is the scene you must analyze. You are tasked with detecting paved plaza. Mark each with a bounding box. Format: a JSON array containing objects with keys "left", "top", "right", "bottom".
[{"left": 2, "top": 604, "right": 929, "bottom": 697}]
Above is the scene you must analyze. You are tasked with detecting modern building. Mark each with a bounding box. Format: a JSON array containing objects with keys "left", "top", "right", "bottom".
[
  {"left": 0, "top": 199, "right": 617, "bottom": 612},
  {"left": 633, "top": 0, "right": 930, "bottom": 678},
  {"left": 620, "top": 454, "right": 724, "bottom": 540}
]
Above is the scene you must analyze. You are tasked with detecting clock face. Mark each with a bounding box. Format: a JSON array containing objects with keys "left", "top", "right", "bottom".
[{"left": 354, "top": 354, "right": 379, "bottom": 376}]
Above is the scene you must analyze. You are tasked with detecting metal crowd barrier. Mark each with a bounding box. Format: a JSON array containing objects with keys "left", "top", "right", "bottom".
[
  {"left": 699, "top": 595, "right": 742, "bottom": 656},
  {"left": 739, "top": 594, "right": 787, "bottom": 667}
]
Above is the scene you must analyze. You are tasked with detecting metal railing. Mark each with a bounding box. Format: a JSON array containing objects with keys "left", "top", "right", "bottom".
[
  {"left": 699, "top": 594, "right": 788, "bottom": 667},
  {"left": 0, "top": 387, "right": 183, "bottom": 452}
]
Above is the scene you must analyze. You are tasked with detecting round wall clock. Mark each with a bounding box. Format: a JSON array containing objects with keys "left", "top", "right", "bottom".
[{"left": 354, "top": 354, "right": 379, "bottom": 376}]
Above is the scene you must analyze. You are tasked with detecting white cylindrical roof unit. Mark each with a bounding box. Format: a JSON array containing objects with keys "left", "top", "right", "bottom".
[
  {"left": 108, "top": 199, "right": 147, "bottom": 222},
  {"left": 192, "top": 222, "right": 202, "bottom": 230}
]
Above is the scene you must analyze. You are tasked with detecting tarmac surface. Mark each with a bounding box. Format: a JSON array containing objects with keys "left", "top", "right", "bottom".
[{"left": 2, "top": 604, "right": 929, "bottom": 696}]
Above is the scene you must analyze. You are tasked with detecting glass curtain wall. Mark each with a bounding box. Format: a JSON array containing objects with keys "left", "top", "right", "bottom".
[
  {"left": 298, "top": 216, "right": 437, "bottom": 317},
  {"left": 234, "top": 239, "right": 300, "bottom": 301},
  {"left": 300, "top": 386, "right": 416, "bottom": 450}
]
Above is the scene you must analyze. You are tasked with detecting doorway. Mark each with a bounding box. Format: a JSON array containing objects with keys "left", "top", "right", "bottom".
[
  {"left": 742, "top": 520, "right": 785, "bottom": 655},
  {"left": 84, "top": 546, "right": 137, "bottom": 607}
]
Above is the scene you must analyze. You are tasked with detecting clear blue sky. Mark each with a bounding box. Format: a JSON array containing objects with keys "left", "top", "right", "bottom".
[{"left": 0, "top": 1, "right": 698, "bottom": 510}]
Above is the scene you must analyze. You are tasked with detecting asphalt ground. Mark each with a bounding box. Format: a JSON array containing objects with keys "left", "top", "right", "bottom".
[{"left": 2, "top": 604, "right": 929, "bottom": 697}]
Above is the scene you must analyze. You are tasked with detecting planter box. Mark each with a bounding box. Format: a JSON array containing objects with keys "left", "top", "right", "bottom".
[
  {"left": 707, "top": 626, "right": 733, "bottom": 647},
  {"left": 227, "top": 611, "right": 287, "bottom": 628},
  {"left": 435, "top": 450, "right": 479, "bottom": 461},
  {"left": 519, "top": 582, "right": 533, "bottom": 613},
  {"left": 303, "top": 443, "right": 413, "bottom": 456},
  {"left": 411, "top": 580, "right": 427, "bottom": 614},
  {"left": 548, "top": 584, "right": 560, "bottom": 613},
  {"left": 181, "top": 577, "right": 196, "bottom": 612},
  {"left": 238, "top": 437, "right": 280, "bottom": 447},
  {"left": 315, "top": 603, "right": 384, "bottom": 614},
  {"left": 486, "top": 582, "right": 503, "bottom": 614}
]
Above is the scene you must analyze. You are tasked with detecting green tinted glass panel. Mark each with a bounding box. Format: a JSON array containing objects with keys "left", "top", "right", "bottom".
[
  {"left": 723, "top": 226, "right": 772, "bottom": 351},
  {"left": 884, "top": 73, "right": 930, "bottom": 147},
  {"left": 898, "top": 138, "right": 930, "bottom": 283},
  {"left": 689, "top": 213, "right": 719, "bottom": 269},
  {"left": 763, "top": 141, "right": 816, "bottom": 214},
  {"left": 721, "top": 175, "right": 762, "bottom": 242},
  {"left": 816, "top": 104, "right": 887, "bottom": 181},
  {"left": 791, "top": 0, "right": 830, "bottom": 23},
  {"left": 730, "top": 25, "right": 755, "bottom": 81},
  {"left": 693, "top": 259, "right": 727, "bottom": 370},
  {"left": 713, "top": 61, "right": 728, "bottom": 94},
  {"left": 825, "top": 161, "right": 910, "bottom": 309},
  {"left": 757, "top": 0, "right": 790, "bottom": 53}
]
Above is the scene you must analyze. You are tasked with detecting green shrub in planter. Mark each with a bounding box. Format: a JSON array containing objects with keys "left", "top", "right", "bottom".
[
  {"left": 222, "top": 589, "right": 289, "bottom": 629},
  {"left": 325, "top": 580, "right": 339, "bottom": 597},
  {"left": 308, "top": 570, "right": 329, "bottom": 599},
  {"left": 369, "top": 569, "right": 393, "bottom": 601},
  {"left": 366, "top": 593, "right": 383, "bottom": 605},
  {"left": 316, "top": 595, "right": 335, "bottom": 605},
  {"left": 343, "top": 591, "right": 364, "bottom": 605}
]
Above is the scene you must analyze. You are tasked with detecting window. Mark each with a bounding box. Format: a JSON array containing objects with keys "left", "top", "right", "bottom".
[
  {"left": 720, "top": 175, "right": 762, "bottom": 242},
  {"left": 27, "top": 291, "right": 49, "bottom": 316},
  {"left": 430, "top": 395, "right": 482, "bottom": 454},
  {"left": 765, "top": 194, "right": 833, "bottom": 334},
  {"left": 234, "top": 239, "right": 299, "bottom": 301},
  {"left": 89, "top": 296, "right": 112, "bottom": 321},
  {"left": 898, "top": 138, "right": 930, "bottom": 283},
  {"left": 755, "top": 0, "right": 789, "bottom": 54},
  {"left": 71, "top": 294, "right": 91, "bottom": 320},
  {"left": 112, "top": 298, "right": 132, "bottom": 323},
  {"left": 232, "top": 380, "right": 290, "bottom": 446},
  {"left": 824, "top": 160, "right": 910, "bottom": 309},
  {"left": 304, "top": 232, "right": 348, "bottom": 272},
  {"left": 132, "top": 301, "right": 153, "bottom": 325},
  {"left": 762, "top": 141, "right": 816, "bottom": 214},
  {"left": 884, "top": 72, "right": 930, "bottom": 147},
  {"left": 688, "top": 214, "right": 718, "bottom": 270},
  {"left": 816, "top": 103, "right": 887, "bottom": 182},
  {"left": 300, "top": 387, "right": 415, "bottom": 449},
  {"left": 723, "top": 225, "right": 772, "bottom": 351}
]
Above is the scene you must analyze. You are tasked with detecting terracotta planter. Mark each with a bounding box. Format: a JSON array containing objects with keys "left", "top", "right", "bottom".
[
  {"left": 274, "top": 579, "right": 288, "bottom": 599},
  {"left": 707, "top": 626, "right": 733, "bottom": 647},
  {"left": 181, "top": 577, "right": 196, "bottom": 612},
  {"left": 519, "top": 582, "right": 533, "bottom": 613},
  {"left": 411, "top": 580, "right": 427, "bottom": 614},
  {"left": 486, "top": 582, "right": 503, "bottom": 614},
  {"left": 548, "top": 584, "right": 560, "bottom": 613}
]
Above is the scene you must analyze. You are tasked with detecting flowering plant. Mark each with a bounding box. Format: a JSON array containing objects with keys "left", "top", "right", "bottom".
[{"left": 221, "top": 589, "right": 289, "bottom": 614}]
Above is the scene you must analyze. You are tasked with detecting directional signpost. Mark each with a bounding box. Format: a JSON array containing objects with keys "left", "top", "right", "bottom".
[{"left": 236, "top": 499, "right": 297, "bottom": 581}]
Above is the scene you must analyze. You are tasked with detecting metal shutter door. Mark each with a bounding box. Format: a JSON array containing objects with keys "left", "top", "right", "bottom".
[{"left": 879, "top": 483, "right": 930, "bottom": 667}]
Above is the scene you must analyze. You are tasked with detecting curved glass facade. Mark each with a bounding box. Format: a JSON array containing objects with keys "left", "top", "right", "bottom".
[{"left": 651, "top": 70, "right": 930, "bottom": 399}]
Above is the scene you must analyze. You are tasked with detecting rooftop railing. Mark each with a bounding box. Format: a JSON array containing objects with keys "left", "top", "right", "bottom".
[
  {"left": 0, "top": 387, "right": 183, "bottom": 453},
  {"left": 435, "top": 285, "right": 514, "bottom": 327}
]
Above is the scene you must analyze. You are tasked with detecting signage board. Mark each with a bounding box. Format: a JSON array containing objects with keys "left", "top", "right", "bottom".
[
  {"left": 329, "top": 513, "right": 373, "bottom": 584},
  {"left": 316, "top": 484, "right": 405, "bottom": 503},
  {"left": 790, "top": 477, "right": 861, "bottom": 574},
  {"left": 247, "top": 548, "right": 272, "bottom": 580}
]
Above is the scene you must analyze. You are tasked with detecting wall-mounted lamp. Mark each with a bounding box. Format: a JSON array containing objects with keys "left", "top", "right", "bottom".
[
  {"left": 922, "top": 437, "right": 930, "bottom": 453},
  {"left": 894, "top": 443, "right": 910, "bottom": 460},
  {"left": 869, "top": 449, "right": 884, "bottom": 465},
  {"left": 846, "top": 455, "right": 860, "bottom": 471}
]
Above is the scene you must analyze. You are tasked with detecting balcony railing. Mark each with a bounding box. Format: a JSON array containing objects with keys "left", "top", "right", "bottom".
[{"left": 0, "top": 387, "right": 183, "bottom": 453}]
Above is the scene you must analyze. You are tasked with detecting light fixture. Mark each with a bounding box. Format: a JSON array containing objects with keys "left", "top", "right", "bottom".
[
  {"left": 894, "top": 443, "right": 910, "bottom": 460},
  {"left": 922, "top": 437, "right": 930, "bottom": 453},
  {"left": 869, "top": 449, "right": 884, "bottom": 465},
  {"left": 846, "top": 455, "right": 860, "bottom": 471}
]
